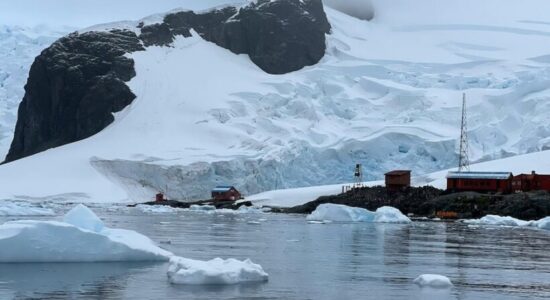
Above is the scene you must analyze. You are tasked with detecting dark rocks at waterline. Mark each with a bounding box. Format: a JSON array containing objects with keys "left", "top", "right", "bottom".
[
  {"left": 430, "top": 190, "right": 550, "bottom": 220},
  {"left": 280, "top": 186, "right": 550, "bottom": 220},
  {"left": 280, "top": 186, "right": 443, "bottom": 215},
  {"left": 5, "top": 0, "right": 330, "bottom": 163},
  {"left": 4, "top": 30, "right": 143, "bottom": 163},
  {"left": 131, "top": 200, "right": 253, "bottom": 210}
]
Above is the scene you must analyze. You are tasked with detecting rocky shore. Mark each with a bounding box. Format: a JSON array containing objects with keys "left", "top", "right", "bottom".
[{"left": 274, "top": 186, "right": 550, "bottom": 220}]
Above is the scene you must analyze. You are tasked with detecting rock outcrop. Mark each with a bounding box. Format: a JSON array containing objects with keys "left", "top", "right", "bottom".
[
  {"left": 4, "top": 0, "right": 330, "bottom": 163},
  {"left": 5, "top": 30, "right": 143, "bottom": 162}
]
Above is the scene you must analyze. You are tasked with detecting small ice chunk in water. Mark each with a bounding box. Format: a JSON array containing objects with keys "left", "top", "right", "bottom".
[
  {"left": 167, "top": 256, "right": 269, "bottom": 285},
  {"left": 413, "top": 274, "right": 453, "bottom": 288}
]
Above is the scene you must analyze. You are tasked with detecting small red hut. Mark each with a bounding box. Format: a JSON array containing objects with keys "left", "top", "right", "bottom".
[
  {"left": 512, "top": 171, "right": 550, "bottom": 192},
  {"left": 211, "top": 186, "right": 242, "bottom": 201},
  {"left": 385, "top": 170, "right": 411, "bottom": 190},
  {"left": 446, "top": 171, "right": 513, "bottom": 193}
]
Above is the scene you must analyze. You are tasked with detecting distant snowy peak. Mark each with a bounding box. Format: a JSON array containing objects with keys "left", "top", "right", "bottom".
[{"left": 5, "top": 0, "right": 330, "bottom": 163}]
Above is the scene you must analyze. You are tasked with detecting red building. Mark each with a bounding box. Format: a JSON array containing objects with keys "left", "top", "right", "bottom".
[
  {"left": 211, "top": 186, "right": 242, "bottom": 201},
  {"left": 385, "top": 170, "right": 411, "bottom": 190},
  {"left": 446, "top": 171, "right": 513, "bottom": 193},
  {"left": 512, "top": 171, "right": 550, "bottom": 192}
]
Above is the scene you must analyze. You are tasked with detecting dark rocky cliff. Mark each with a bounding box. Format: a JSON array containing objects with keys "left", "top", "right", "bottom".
[{"left": 4, "top": 0, "right": 330, "bottom": 163}]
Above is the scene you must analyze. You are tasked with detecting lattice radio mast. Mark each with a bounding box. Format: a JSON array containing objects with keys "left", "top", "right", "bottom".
[
  {"left": 354, "top": 163, "right": 363, "bottom": 188},
  {"left": 458, "top": 93, "right": 470, "bottom": 172}
]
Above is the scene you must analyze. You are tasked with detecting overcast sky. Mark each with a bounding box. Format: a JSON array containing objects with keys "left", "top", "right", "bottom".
[{"left": 0, "top": 0, "right": 244, "bottom": 28}]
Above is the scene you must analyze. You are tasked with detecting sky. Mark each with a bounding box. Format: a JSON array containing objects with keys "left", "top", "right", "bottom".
[{"left": 0, "top": 0, "right": 244, "bottom": 28}]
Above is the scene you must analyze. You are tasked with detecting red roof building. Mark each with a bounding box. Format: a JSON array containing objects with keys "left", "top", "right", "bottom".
[
  {"left": 446, "top": 171, "right": 513, "bottom": 193},
  {"left": 211, "top": 186, "right": 242, "bottom": 201},
  {"left": 512, "top": 171, "right": 550, "bottom": 192},
  {"left": 385, "top": 170, "right": 411, "bottom": 190}
]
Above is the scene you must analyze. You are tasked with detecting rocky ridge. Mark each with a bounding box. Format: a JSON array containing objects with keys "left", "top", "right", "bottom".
[{"left": 5, "top": 0, "right": 330, "bottom": 163}]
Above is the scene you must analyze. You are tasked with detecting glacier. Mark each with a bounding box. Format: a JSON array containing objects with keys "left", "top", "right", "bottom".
[{"left": 1, "top": 0, "right": 550, "bottom": 203}]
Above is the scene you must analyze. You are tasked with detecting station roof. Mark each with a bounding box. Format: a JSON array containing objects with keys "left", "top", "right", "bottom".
[
  {"left": 385, "top": 170, "right": 411, "bottom": 176},
  {"left": 212, "top": 186, "right": 235, "bottom": 192},
  {"left": 446, "top": 171, "right": 512, "bottom": 180}
]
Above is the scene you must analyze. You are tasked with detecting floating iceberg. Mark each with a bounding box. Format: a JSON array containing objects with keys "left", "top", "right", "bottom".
[
  {"left": 463, "top": 215, "right": 530, "bottom": 227},
  {"left": 189, "top": 204, "right": 217, "bottom": 212},
  {"left": 534, "top": 217, "right": 550, "bottom": 230},
  {"left": 0, "top": 204, "right": 173, "bottom": 262},
  {"left": 306, "top": 204, "right": 411, "bottom": 223},
  {"left": 463, "top": 215, "right": 550, "bottom": 231},
  {"left": 0, "top": 201, "right": 55, "bottom": 216},
  {"left": 167, "top": 256, "right": 269, "bottom": 285},
  {"left": 186, "top": 205, "right": 267, "bottom": 215},
  {"left": 413, "top": 274, "right": 453, "bottom": 288},
  {"left": 136, "top": 204, "right": 181, "bottom": 214}
]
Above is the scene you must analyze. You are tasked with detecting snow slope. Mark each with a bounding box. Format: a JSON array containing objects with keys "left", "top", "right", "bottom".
[{"left": 2, "top": 0, "right": 550, "bottom": 203}]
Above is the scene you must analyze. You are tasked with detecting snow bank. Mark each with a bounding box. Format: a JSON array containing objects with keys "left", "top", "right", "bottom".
[
  {"left": 0, "top": 201, "right": 54, "bottom": 216},
  {"left": 306, "top": 204, "right": 411, "bottom": 223},
  {"left": 413, "top": 274, "right": 453, "bottom": 288},
  {"left": 463, "top": 215, "right": 550, "bottom": 231},
  {"left": 0, "top": 204, "right": 172, "bottom": 262},
  {"left": 167, "top": 256, "right": 268, "bottom": 285}
]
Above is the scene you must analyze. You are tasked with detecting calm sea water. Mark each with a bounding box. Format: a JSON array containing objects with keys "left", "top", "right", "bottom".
[{"left": 0, "top": 207, "right": 549, "bottom": 300}]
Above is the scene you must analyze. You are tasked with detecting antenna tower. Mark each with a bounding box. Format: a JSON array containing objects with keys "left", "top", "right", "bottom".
[
  {"left": 354, "top": 163, "right": 363, "bottom": 188},
  {"left": 458, "top": 93, "right": 470, "bottom": 172}
]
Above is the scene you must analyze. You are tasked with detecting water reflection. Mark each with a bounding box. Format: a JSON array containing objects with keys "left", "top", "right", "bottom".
[
  {"left": 0, "top": 262, "right": 157, "bottom": 299},
  {"left": 0, "top": 210, "right": 549, "bottom": 300}
]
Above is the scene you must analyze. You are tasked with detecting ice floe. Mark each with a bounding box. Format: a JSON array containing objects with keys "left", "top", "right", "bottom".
[
  {"left": 414, "top": 274, "right": 453, "bottom": 288},
  {"left": 306, "top": 204, "right": 411, "bottom": 223},
  {"left": 167, "top": 256, "right": 269, "bottom": 285},
  {"left": 0, "top": 204, "right": 173, "bottom": 262},
  {"left": 136, "top": 204, "right": 181, "bottom": 214},
  {"left": 463, "top": 215, "right": 550, "bottom": 231},
  {"left": 0, "top": 201, "right": 55, "bottom": 216}
]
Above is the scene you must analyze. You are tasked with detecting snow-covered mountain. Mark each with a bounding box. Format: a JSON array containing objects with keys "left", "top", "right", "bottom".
[
  {"left": 1, "top": 0, "right": 550, "bottom": 203},
  {"left": 0, "top": 25, "right": 69, "bottom": 158}
]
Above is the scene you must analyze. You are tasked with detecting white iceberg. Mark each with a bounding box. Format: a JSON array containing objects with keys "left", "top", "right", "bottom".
[
  {"left": 534, "top": 217, "right": 550, "bottom": 230},
  {"left": 0, "top": 204, "right": 173, "bottom": 262},
  {"left": 306, "top": 204, "right": 411, "bottom": 223},
  {"left": 167, "top": 256, "right": 269, "bottom": 285},
  {"left": 463, "top": 215, "right": 530, "bottom": 227},
  {"left": 414, "top": 274, "right": 453, "bottom": 288},
  {"left": 0, "top": 201, "right": 55, "bottom": 216},
  {"left": 189, "top": 204, "right": 217, "bottom": 212},
  {"left": 463, "top": 215, "right": 550, "bottom": 231},
  {"left": 186, "top": 205, "right": 267, "bottom": 215},
  {"left": 136, "top": 204, "right": 180, "bottom": 214}
]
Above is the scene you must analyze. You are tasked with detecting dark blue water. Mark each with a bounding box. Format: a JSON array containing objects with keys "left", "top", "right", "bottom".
[{"left": 0, "top": 207, "right": 549, "bottom": 299}]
